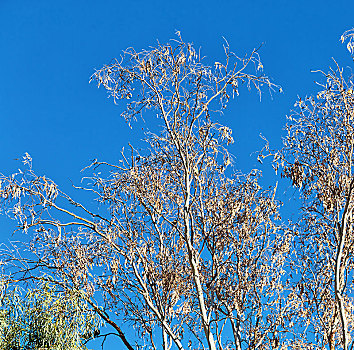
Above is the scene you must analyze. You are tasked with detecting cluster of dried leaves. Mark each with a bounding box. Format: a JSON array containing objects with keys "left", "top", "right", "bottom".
[{"left": 0, "top": 31, "right": 354, "bottom": 350}]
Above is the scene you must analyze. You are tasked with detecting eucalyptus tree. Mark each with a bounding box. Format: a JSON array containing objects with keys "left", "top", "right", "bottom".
[
  {"left": 0, "top": 279, "right": 101, "bottom": 350},
  {"left": 265, "top": 31, "right": 354, "bottom": 350},
  {"left": 0, "top": 34, "right": 290, "bottom": 349}
]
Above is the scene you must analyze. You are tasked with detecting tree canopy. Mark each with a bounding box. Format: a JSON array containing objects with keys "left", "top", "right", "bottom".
[
  {"left": 0, "top": 30, "right": 354, "bottom": 350},
  {"left": 0, "top": 280, "right": 101, "bottom": 350}
]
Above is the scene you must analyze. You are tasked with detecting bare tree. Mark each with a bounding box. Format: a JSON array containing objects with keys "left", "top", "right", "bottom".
[
  {"left": 267, "top": 43, "right": 354, "bottom": 349},
  {"left": 0, "top": 34, "right": 290, "bottom": 349}
]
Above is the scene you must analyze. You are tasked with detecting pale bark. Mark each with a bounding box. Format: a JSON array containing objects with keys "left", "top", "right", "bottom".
[{"left": 335, "top": 178, "right": 354, "bottom": 350}]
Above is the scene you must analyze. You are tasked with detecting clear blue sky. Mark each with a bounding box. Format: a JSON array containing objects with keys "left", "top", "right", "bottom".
[{"left": 0, "top": 1, "right": 353, "bottom": 348}]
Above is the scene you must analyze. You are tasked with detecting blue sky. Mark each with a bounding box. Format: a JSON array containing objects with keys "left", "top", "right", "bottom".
[{"left": 0, "top": 1, "right": 353, "bottom": 348}]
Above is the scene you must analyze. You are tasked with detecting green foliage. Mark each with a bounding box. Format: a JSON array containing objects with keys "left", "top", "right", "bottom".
[{"left": 0, "top": 281, "right": 102, "bottom": 350}]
